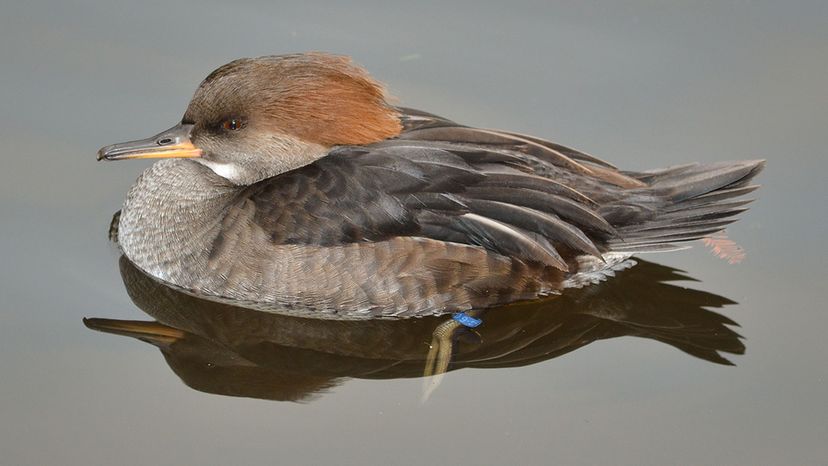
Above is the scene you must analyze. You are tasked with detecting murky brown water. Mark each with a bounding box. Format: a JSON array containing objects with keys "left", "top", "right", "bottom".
[{"left": 2, "top": 1, "right": 827, "bottom": 464}]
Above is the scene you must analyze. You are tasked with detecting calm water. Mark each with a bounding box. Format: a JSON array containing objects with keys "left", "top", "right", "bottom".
[{"left": 2, "top": 1, "right": 827, "bottom": 465}]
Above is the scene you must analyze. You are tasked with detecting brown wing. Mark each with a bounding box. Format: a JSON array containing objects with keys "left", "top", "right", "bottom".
[{"left": 240, "top": 128, "right": 625, "bottom": 272}]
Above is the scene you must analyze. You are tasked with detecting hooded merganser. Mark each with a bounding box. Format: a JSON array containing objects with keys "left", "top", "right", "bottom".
[{"left": 98, "top": 52, "right": 764, "bottom": 319}]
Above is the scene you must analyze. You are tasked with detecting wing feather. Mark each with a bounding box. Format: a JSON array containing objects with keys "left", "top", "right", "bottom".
[{"left": 239, "top": 110, "right": 762, "bottom": 276}]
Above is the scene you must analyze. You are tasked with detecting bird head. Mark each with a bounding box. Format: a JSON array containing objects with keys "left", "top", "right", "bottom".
[{"left": 98, "top": 53, "right": 401, "bottom": 185}]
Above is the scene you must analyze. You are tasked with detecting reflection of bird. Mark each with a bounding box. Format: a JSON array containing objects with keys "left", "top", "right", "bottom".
[
  {"left": 97, "top": 53, "right": 763, "bottom": 318},
  {"left": 85, "top": 256, "right": 744, "bottom": 402}
]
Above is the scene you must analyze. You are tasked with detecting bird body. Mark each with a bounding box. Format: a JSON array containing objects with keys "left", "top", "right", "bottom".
[{"left": 100, "top": 53, "right": 764, "bottom": 319}]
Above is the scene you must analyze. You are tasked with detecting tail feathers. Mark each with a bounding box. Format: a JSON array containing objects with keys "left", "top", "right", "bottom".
[
  {"left": 631, "top": 160, "right": 763, "bottom": 202},
  {"left": 609, "top": 159, "right": 765, "bottom": 253}
]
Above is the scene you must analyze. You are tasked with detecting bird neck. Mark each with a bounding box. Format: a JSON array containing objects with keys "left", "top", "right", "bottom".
[{"left": 118, "top": 159, "right": 240, "bottom": 285}]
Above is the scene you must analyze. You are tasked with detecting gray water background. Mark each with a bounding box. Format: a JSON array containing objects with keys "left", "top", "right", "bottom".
[{"left": 1, "top": 1, "right": 826, "bottom": 464}]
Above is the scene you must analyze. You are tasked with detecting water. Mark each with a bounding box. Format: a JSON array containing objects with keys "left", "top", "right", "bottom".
[{"left": 2, "top": 1, "right": 827, "bottom": 464}]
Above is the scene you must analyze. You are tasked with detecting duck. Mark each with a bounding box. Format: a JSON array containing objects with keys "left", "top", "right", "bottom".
[{"left": 98, "top": 52, "right": 764, "bottom": 319}]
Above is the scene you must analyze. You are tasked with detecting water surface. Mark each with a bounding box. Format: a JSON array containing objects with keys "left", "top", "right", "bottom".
[{"left": 2, "top": 1, "right": 826, "bottom": 465}]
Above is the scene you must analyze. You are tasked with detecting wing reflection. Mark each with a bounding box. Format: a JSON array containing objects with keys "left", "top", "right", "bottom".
[{"left": 85, "top": 256, "right": 744, "bottom": 402}]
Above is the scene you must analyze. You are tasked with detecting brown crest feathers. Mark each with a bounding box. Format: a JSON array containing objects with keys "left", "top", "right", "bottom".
[{"left": 187, "top": 53, "right": 402, "bottom": 146}]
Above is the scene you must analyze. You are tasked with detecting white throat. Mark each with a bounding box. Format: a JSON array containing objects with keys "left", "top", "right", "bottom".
[{"left": 197, "top": 159, "right": 241, "bottom": 181}]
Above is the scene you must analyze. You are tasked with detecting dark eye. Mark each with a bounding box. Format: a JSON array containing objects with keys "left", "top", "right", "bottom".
[{"left": 221, "top": 118, "right": 245, "bottom": 131}]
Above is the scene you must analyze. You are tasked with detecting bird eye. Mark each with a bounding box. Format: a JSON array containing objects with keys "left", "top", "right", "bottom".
[{"left": 221, "top": 118, "right": 245, "bottom": 131}]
